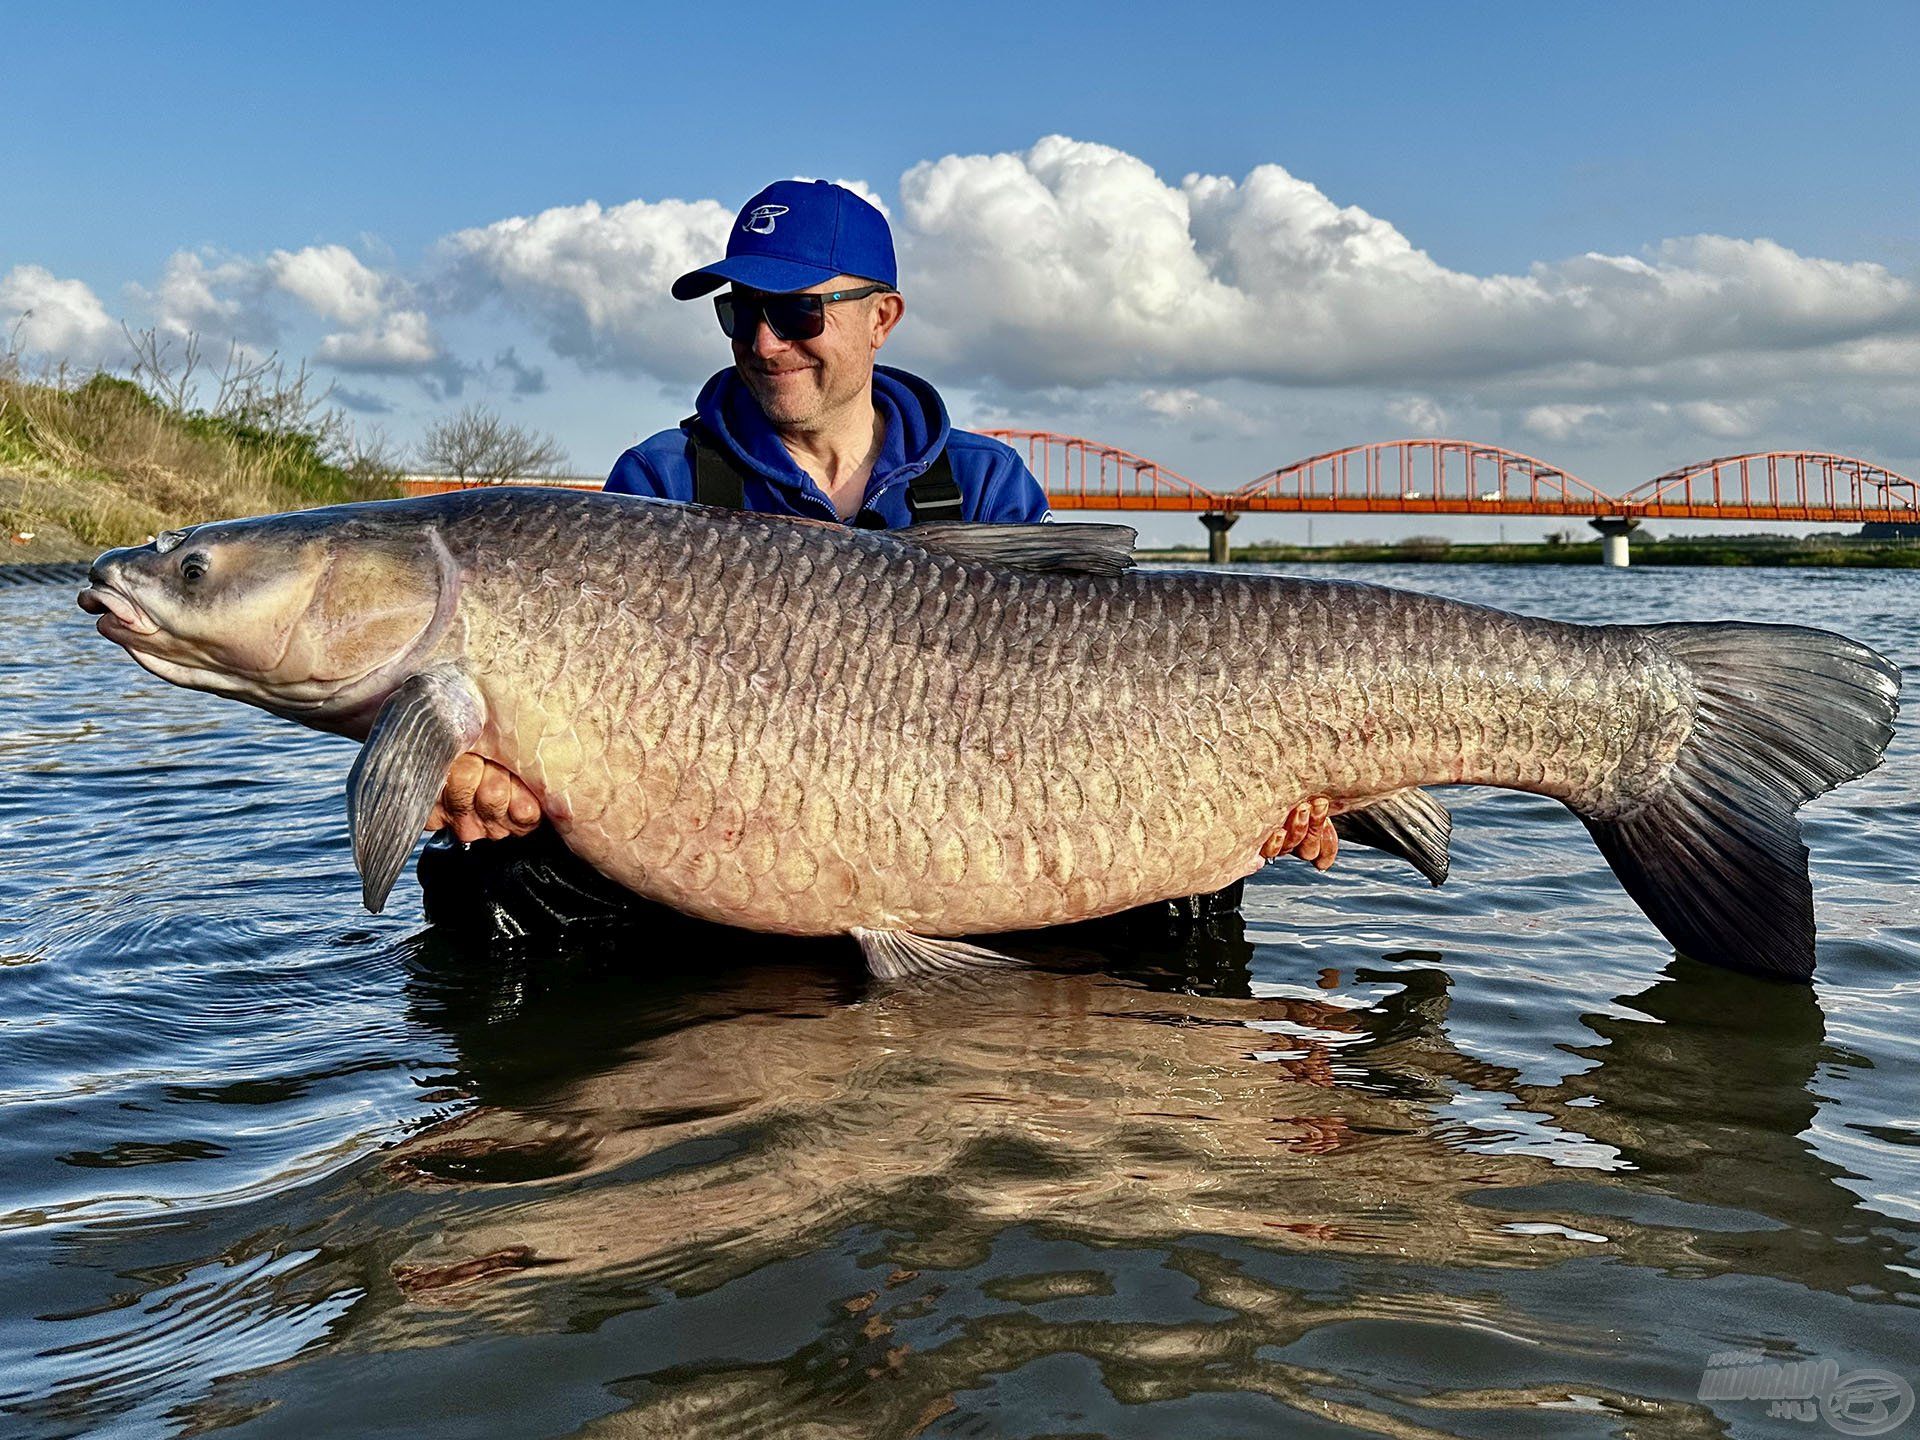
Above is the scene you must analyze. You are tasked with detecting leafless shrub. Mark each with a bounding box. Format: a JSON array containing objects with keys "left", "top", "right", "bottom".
[
  {"left": 1, "top": 316, "right": 25, "bottom": 384},
  {"left": 124, "top": 324, "right": 203, "bottom": 412},
  {"left": 417, "top": 403, "right": 568, "bottom": 483},
  {"left": 212, "top": 344, "right": 340, "bottom": 443}
]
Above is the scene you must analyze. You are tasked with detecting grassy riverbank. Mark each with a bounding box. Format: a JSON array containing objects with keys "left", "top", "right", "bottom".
[
  {"left": 0, "top": 358, "right": 397, "bottom": 562},
  {"left": 1141, "top": 536, "right": 1920, "bottom": 569}
]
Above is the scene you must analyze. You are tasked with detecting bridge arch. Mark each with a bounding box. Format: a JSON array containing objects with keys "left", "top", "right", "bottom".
[
  {"left": 1233, "top": 438, "right": 1616, "bottom": 517},
  {"left": 1614, "top": 451, "right": 1920, "bottom": 523},
  {"left": 980, "top": 429, "right": 1218, "bottom": 511}
]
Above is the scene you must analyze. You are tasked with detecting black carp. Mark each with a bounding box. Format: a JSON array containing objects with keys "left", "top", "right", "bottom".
[{"left": 78, "top": 488, "right": 1899, "bottom": 981}]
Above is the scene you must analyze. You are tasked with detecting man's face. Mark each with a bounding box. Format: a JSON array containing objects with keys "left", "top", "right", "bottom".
[{"left": 730, "top": 275, "right": 904, "bottom": 432}]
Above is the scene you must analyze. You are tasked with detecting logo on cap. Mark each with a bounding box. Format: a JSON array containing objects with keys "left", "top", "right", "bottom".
[{"left": 743, "top": 205, "right": 789, "bottom": 235}]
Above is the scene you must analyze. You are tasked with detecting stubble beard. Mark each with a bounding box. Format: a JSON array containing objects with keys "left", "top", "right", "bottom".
[{"left": 744, "top": 363, "right": 866, "bottom": 434}]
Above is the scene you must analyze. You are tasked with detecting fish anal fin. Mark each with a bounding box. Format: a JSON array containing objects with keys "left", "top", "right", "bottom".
[
  {"left": 347, "top": 665, "right": 485, "bottom": 914},
  {"left": 894, "top": 522, "right": 1137, "bottom": 576},
  {"left": 1332, "top": 788, "right": 1452, "bottom": 886},
  {"left": 853, "top": 927, "right": 1027, "bottom": 980}
]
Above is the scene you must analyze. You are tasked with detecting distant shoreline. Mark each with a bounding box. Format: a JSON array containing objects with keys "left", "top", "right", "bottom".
[{"left": 1138, "top": 538, "right": 1920, "bottom": 569}]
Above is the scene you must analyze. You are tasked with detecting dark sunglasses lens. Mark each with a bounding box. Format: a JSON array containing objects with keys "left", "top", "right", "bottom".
[
  {"left": 716, "top": 291, "right": 827, "bottom": 342},
  {"left": 714, "top": 293, "right": 750, "bottom": 339},
  {"left": 761, "top": 294, "right": 826, "bottom": 341}
]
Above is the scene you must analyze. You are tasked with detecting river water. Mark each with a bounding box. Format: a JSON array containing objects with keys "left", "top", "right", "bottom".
[{"left": 2, "top": 562, "right": 1916, "bottom": 1439}]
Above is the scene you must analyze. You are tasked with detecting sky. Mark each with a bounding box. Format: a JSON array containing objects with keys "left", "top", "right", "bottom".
[{"left": 5, "top": 2, "right": 1918, "bottom": 544}]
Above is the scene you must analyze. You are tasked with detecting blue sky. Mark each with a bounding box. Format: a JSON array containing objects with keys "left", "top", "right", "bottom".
[{"left": 6, "top": 2, "right": 1918, "bottom": 541}]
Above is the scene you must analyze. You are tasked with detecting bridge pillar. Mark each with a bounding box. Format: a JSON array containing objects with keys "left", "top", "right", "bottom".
[
  {"left": 1589, "top": 516, "right": 1639, "bottom": 568},
  {"left": 1200, "top": 512, "right": 1239, "bottom": 565}
]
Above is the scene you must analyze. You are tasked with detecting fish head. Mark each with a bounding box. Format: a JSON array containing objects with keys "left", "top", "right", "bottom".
[{"left": 79, "top": 509, "right": 453, "bottom": 729}]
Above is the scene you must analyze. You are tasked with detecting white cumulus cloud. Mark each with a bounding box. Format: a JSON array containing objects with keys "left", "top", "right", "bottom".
[
  {"left": 269, "top": 244, "right": 390, "bottom": 327},
  {"left": 314, "top": 309, "right": 440, "bottom": 370},
  {"left": 1, "top": 265, "right": 122, "bottom": 364},
  {"left": 125, "top": 244, "right": 443, "bottom": 376},
  {"left": 137, "top": 252, "right": 275, "bottom": 341},
  {"left": 892, "top": 136, "right": 1920, "bottom": 393},
  {"left": 440, "top": 196, "right": 735, "bottom": 383},
  {"left": 1141, "top": 386, "right": 1226, "bottom": 421},
  {"left": 1674, "top": 398, "right": 1764, "bottom": 438},
  {"left": 1387, "top": 395, "right": 1449, "bottom": 434},
  {"left": 1522, "top": 404, "right": 1610, "bottom": 441}
]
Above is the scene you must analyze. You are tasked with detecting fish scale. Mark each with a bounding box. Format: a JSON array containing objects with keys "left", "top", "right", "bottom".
[{"left": 80, "top": 488, "right": 1900, "bottom": 980}]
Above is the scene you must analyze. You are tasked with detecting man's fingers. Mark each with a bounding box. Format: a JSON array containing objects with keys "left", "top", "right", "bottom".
[
  {"left": 506, "top": 782, "right": 542, "bottom": 835},
  {"left": 1312, "top": 818, "right": 1339, "bottom": 871},
  {"left": 1263, "top": 801, "right": 1322, "bottom": 861},
  {"left": 473, "top": 763, "right": 513, "bottom": 826},
  {"left": 1282, "top": 802, "right": 1310, "bottom": 852},
  {"left": 1261, "top": 799, "right": 1339, "bottom": 868},
  {"left": 431, "top": 753, "right": 533, "bottom": 843},
  {"left": 440, "top": 753, "right": 485, "bottom": 815},
  {"left": 473, "top": 764, "right": 543, "bottom": 839},
  {"left": 1297, "top": 820, "right": 1323, "bottom": 864}
]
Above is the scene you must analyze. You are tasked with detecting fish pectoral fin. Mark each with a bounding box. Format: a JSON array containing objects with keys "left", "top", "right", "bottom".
[
  {"left": 852, "top": 927, "right": 1028, "bottom": 980},
  {"left": 347, "top": 665, "right": 486, "bottom": 915},
  {"left": 1331, "top": 788, "right": 1452, "bottom": 886},
  {"left": 893, "top": 522, "right": 1137, "bottom": 576}
]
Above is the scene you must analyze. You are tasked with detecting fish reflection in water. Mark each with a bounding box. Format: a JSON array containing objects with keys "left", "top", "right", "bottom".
[{"left": 323, "top": 911, "right": 1893, "bottom": 1437}]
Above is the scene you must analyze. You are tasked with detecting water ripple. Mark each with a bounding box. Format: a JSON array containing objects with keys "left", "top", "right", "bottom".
[{"left": 1, "top": 568, "right": 1918, "bottom": 1437}]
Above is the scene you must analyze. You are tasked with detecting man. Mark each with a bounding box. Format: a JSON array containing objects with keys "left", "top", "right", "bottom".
[
  {"left": 421, "top": 180, "right": 1335, "bottom": 940},
  {"left": 605, "top": 179, "right": 1051, "bottom": 528}
]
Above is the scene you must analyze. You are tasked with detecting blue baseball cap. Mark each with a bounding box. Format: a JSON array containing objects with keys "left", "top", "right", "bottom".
[{"left": 671, "top": 179, "right": 897, "bottom": 300}]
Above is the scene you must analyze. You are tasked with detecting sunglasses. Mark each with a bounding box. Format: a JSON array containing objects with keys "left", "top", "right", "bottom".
[{"left": 714, "top": 284, "right": 895, "bottom": 342}]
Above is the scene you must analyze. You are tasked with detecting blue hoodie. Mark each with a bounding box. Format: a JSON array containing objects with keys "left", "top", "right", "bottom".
[{"left": 604, "top": 365, "right": 1051, "bottom": 527}]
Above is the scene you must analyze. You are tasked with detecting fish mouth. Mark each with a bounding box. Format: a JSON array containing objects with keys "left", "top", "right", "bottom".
[{"left": 77, "top": 584, "right": 158, "bottom": 638}]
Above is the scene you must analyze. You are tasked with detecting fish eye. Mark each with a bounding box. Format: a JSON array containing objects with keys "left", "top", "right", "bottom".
[{"left": 181, "top": 553, "right": 209, "bottom": 583}]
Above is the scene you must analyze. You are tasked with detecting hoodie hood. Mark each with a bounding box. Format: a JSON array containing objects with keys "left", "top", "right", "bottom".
[{"left": 690, "top": 365, "right": 952, "bottom": 499}]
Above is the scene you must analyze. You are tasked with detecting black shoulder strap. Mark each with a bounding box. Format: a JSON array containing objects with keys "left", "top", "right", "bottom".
[
  {"left": 904, "top": 449, "right": 962, "bottom": 524},
  {"left": 684, "top": 413, "right": 961, "bottom": 525},
  {"left": 683, "top": 415, "right": 746, "bottom": 511}
]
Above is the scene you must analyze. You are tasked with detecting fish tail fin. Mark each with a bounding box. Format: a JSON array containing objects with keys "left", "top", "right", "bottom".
[{"left": 1578, "top": 623, "right": 1899, "bottom": 981}]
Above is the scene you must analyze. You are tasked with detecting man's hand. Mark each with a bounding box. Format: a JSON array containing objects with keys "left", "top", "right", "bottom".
[
  {"left": 426, "top": 753, "right": 542, "bottom": 843},
  {"left": 1263, "top": 797, "right": 1339, "bottom": 871}
]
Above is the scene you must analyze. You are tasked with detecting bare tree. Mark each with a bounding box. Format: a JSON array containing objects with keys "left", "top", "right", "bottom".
[{"left": 416, "top": 403, "right": 568, "bottom": 483}]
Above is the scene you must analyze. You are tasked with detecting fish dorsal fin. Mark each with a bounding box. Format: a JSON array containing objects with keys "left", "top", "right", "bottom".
[
  {"left": 894, "top": 522, "right": 1138, "bottom": 576},
  {"left": 1332, "top": 787, "right": 1452, "bottom": 886}
]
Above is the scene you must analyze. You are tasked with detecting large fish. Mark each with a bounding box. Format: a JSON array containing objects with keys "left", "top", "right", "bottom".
[{"left": 78, "top": 488, "right": 1898, "bottom": 981}]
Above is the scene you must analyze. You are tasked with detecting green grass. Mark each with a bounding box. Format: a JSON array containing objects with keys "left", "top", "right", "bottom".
[{"left": 0, "top": 366, "right": 398, "bottom": 560}]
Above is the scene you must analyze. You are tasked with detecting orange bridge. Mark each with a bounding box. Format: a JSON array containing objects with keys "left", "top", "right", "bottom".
[{"left": 983, "top": 432, "right": 1920, "bottom": 565}]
